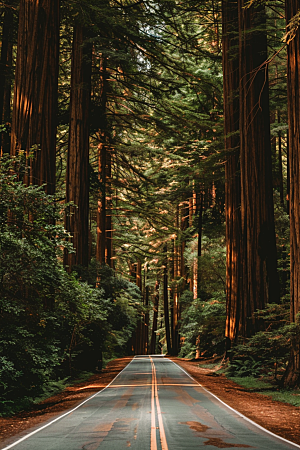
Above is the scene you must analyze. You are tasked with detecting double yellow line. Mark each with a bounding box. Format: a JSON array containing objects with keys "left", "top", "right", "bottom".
[{"left": 150, "top": 356, "right": 168, "bottom": 450}]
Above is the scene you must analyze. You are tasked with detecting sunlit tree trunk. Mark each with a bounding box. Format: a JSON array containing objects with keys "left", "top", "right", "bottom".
[
  {"left": 284, "top": 0, "right": 300, "bottom": 387},
  {"left": 64, "top": 25, "right": 92, "bottom": 269},
  {"left": 171, "top": 207, "right": 180, "bottom": 354},
  {"left": 222, "top": 0, "right": 242, "bottom": 347},
  {"left": 277, "top": 113, "right": 284, "bottom": 207},
  {"left": 97, "top": 139, "right": 107, "bottom": 265},
  {"left": 238, "top": 0, "right": 279, "bottom": 337},
  {"left": 10, "top": 0, "right": 59, "bottom": 194},
  {"left": 0, "top": 4, "right": 14, "bottom": 155}
]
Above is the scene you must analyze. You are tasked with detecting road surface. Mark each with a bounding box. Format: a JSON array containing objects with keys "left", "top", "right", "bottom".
[{"left": 2, "top": 355, "right": 299, "bottom": 450}]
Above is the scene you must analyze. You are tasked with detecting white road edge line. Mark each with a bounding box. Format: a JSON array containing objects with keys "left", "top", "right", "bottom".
[
  {"left": 169, "top": 358, "right": 300, "bottom": 449},
  {"left": 1, "top": 358, "right": 135, "bottom": 450}
]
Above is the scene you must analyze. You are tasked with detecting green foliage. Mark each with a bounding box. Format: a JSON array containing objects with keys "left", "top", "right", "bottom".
[
  {"left": 226, "top": 305, "right": 298, "bottom": 381},
  {"left": 227, "top": 357, "right": 263, "bottom": 378},
  {"left": 0, "top": 156, "right": 143, "bottom": 416},
  {"left": 179, "top": 297, "right": 226, "bottom": 358},
  {"left": 178, "top": 233, "right": 226, "bottom": 359}
]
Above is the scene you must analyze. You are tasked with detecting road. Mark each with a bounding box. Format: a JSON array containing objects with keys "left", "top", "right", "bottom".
[{"left": 2, "top": 355, "right": 299, "bottom": 450}]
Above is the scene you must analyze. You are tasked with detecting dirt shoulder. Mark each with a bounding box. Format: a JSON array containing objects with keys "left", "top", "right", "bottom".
[
  {"left": 171, "top": 357, "right": 300, "bottom": 446},
  {"left": 0, "top": 356, "right": 133, "bottom": 444}
]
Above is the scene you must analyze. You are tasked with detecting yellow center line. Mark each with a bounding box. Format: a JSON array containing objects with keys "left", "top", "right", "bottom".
[
  {"left": 150, "top": 356, "right": 169, "bottom": 450},
  {"left": 151, "top": 357, "right": 157, "bottom": 450}
]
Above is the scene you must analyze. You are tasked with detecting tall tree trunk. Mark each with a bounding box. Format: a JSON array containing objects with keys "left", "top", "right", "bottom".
[
  {"left": 96, "top": 56, "right": 113, "bottom": 266},
  {"left": 238, "top": 1, "right": 279, "bottom": 337},
  {"left": 171, "top": 239, "right": 179, "bottom": 355},
  {"left": 278, "top": 117, "right": 284, "bottom": 207},
  {"left": 97, "top": 140, "right": 107, "bottom": 265},
  {"left": 136, "top": 260, "right": 143, "bottom": 354},
  {"left": 284, "top": 0, "right": 300, "bottom": 387},
  {"left": 106, "top": 147, "right": 113, "bottom": 267},
  {"left": 163, "top": 245, "right": 171, "bottom": 354},
  {"left": 196, "top": 191, "right": 203, "bottom": 299},
  {"left": 171, "top": 207, "right": 180, "bottom": 353},
  {"left": 149, "top": 281, "right": 159, "bottom": 354},
  {"left": 222, "top": 0, "right": 242, "bottom": 347},
  {"left": 0, "top": 5, "right": 14, "bottom": 155},
  {"left": 144, "top": 285, "right": 149, "bottom": 355},
  {"left": 64, "top": 25, "right": 92, "bottom": 269},
  {"left": 286, "top": 134, "right": 290, "bottom": 216},
  {"left": 10, "top": 0, "right": 59, "bottom": 194}
]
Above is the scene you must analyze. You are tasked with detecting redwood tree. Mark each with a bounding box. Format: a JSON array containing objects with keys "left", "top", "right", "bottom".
[
  {"left": 10, "top": 0, "right": 59, "bottom": 194},
  {"left": 64, "top": 24, "right": 92, "bottom": 269},
  {"left": 238, "top": 0, "right": 279, "bottom": 337},
  {"left": 222, "top": 0, "right": 242, "bottom": 346},
  {"left": 284, "top": 0, "right": 300, "bottom": 387},
  {"left": 0, "top": 3, "right": 15, "bottom": 155}
]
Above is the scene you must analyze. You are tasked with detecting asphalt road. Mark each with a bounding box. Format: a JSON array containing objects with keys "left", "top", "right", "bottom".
[{"left": 2, "top": 355, "right": 299, "bottom": 450}]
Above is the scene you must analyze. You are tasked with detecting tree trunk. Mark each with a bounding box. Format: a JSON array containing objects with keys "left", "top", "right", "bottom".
[
  {"left": 145, "top": 285, "right": 149, "bottom": 355},
  {"left": 163, "top": 245, "right": 171, "bottom": 354},
  {"left": 106, "top": 146, "right": 113, "bottom": 267},
  {"left": 238, "top": 0, "right": 279, "bottom": 337},
  {"left": 96, "top": 56, "right": 113, "bottom": 267},
  {"left": 10, "top": 0, "right": 59, "bottom": 194},
  {"left": 284, "top": 0, "right": 300, "bottom": 387},
  {"left": 136, "top": 260, "right": 143, "bottom": 355},
  {"left": 149, "top": 281, "right": 159, "bottom": 354},
  {"left": 97, "top": 140, "right": 107, "bottom": 265},
  {"left": 0, "top": 5, "right": 14, "bottom": 155},
  {"left": 64, "top": 25, "right": 92, "bottom": 269},
  {"left": 222, "top": 0, "right": 242, "bottom": 344},
  {"left": 196, "top": 191, "right": 203, "bottom": 299}
]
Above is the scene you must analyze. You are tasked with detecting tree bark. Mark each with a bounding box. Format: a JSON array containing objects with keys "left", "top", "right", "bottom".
[
  {"left": 163, "top": 245, "right": 171, "bottom": 354},
  {"left": 10, "top": 0, "right": 59, "bottom": 194},
  {"left": 149, "top": 281, "right": 159, "bottom": 354},
  {"left": 196, "top": 191, "right": 203, "bottom": 299},
  {"left": 144, "top": 285, "right": 149, "bottom": 355},
  {"left": 97, "top": 140, "right": 107, "bottom": 265},
  {"left": 284, "top": 0, "right": 300, "bottom": 387},
  {"left": 0, "top": 4, "right": 14, "bottom": 155},
  {"left": 222, "top": 0, "right": 242, "bottom": 344},
  {"left": 238, "top": 0, "right": 279, "bottom": 337},
  {"left": 96, "top": 56, "right": 113, "bottom": 267},
  {"left": 64, "top": 25, "right": 92, "bottom": 269}
]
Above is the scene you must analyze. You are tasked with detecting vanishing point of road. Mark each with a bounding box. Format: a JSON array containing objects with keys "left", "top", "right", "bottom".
[{"left": 1, "top": 356, "right": 299, "bottom": 450}]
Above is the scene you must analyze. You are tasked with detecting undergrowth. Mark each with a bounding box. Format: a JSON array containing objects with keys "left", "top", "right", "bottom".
[{"left": 0, "top": 371, "right": 94, "bottom": 417}]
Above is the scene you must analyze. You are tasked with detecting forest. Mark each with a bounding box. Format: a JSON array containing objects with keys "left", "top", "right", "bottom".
[{"left": 0, "top": 0, "right": 300, "bottom": 415}]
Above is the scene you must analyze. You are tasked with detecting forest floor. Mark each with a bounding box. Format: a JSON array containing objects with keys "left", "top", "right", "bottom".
[{"left": 0, "top": 355, "right": 299, "bottom": 446}]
